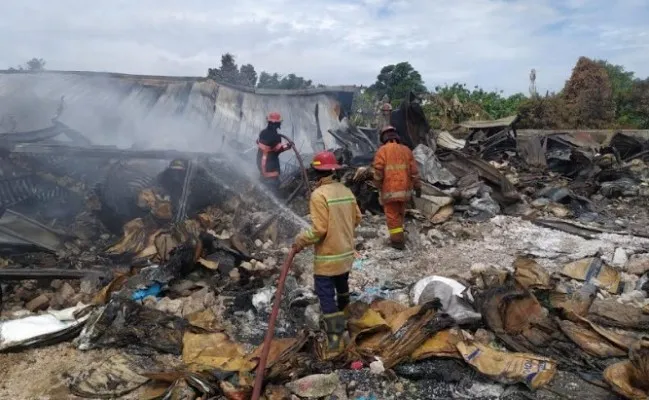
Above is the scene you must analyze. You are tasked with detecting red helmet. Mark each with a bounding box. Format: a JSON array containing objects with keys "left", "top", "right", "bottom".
[
  {"left": 267, "top": 112, "right": 282, "bottom": 123},
  {"left": 311, "top": 151, "right": 342, "bottom": 171}
]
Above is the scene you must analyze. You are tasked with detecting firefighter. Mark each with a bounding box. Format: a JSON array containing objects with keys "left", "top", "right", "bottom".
[
  {"left": 292, "top": 151, "right": 362, "bottom": 359},
  {"left": 256, "top": 112, "right": 292, "bottom": 195},
  {"left": 373, "top": 125, "right": 422, "bottom": 250}
]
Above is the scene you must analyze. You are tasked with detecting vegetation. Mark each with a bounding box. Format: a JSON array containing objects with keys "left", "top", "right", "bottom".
[
  {"left": 206, "top": 53, "right": 314, "bottom": 90},
  {"left": 8, "top": 58, "right": 46, "bottom": 71},
  {"left": 368, "top": 62, "right": 427, "bottom": 105},
  {"left": 8, "top": 54, "right": 648, "bottom": 130}
]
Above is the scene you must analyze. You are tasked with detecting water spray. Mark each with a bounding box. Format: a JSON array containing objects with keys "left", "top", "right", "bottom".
[{"left": 279, "top": 133, "right": 311, "bottom": 199}]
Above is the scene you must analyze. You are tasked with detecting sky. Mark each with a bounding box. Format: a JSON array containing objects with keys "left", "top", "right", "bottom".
[{"left": 2, "top": 0, "right": 648, "bottom": 95}]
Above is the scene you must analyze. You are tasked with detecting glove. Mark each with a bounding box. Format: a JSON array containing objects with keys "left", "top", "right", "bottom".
[
  {"left": 414, "top": 188, "right": 422, "bottom": 198},
  {"left": 284, "top": 142, "right": 293, "bottom": 150},
  {"left": 291, "top": 243, "right": 303, "bottom": 254}
]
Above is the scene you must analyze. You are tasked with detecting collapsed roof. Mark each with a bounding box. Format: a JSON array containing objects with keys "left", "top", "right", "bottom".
[{"left": 0, "top": 71, "right": 358, "bottom": 154}]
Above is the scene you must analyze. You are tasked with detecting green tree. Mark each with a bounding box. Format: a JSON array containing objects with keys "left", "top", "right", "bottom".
[
  {"left": 596, "top": 60, "right": 638, "bottom": 127},
  {"left": 238, "top": 64, "right": 257, "bottom": 87},
  {"left": 629, "top": 78, "right": 649, "bottom": 128},
  {"left": 257, "top": 72, "right": 281, "bottom": 89},
  {"left": 517, "top": 94, "right": 570, "bottom": 129},
  {"left": 207, "top": 53, "right": 242, "bottom": 86},
  {"left": 369, "top": 62, "right": 426, "bottom": 104},
  {"left": 350, "top": 88, "right": 376, "bottom": 126},
  {"left": 257, "top": 72, "right": 314, "bottom": 89},
  {"left": 425, "top": 83, "right": 525, "bottom": 128},
  {"left": 563, "top": 56, "right": 615, "bottom": 128}
]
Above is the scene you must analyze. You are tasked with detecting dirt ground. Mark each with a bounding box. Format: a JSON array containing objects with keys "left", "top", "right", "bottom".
[{"left": 1, "top": 214, "right": 644, "bottom": 399}]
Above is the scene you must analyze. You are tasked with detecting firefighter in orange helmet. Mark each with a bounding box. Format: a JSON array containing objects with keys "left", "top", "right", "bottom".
[
  {"left": 293, "top": 151, "right": 362, "bottom": 359},
  {"left": 256, "top": 112, "right": 292, "bottom": 195},
  {"left": 373, "top": 126, "right": 421, "bottom": 250}
]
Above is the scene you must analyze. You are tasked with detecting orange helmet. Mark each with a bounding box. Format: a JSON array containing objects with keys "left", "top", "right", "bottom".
[
  {"left": 267, "top": 112, "right": 282, "bottom": 123},
  {"left": 311, "top": 151, "right": 342, "bottom": 171},
  {"left": 381, "top": 103, "right": 392, "bottom": 112},
  {"left": 380, "top": 125, "right": 399, "bottom": 143}
]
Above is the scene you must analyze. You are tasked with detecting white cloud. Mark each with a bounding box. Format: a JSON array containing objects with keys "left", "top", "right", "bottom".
[{"left": 1, "top": 0, "right": 647, "bottom": 94}]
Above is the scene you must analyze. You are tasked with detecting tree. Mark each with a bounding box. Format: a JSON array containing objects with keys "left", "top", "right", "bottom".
[
  {"left": 26, "top": 58, "right": 46, "bottom": 71},
  {"left": 257, "top": 72, "right": 314, "bottom": 90},
  {"left": 238, "top": 64, "right": 257, "bottom": 87},
  {"left": 257, "top": 72, "right": 281, "bottom": 89},
  {"left": 350, "top": 88, "right": 376, "bottom": 126},
  {"left": 597, "top": 60, "right": 638, "bottom": 127},
  {"left": 629, "top": 78, "right": 649, "bottom": 128},
  {"left": 369, "top": 62, "right": 426, "bottom": 105},
  {"left": 279, "top": 74, "right": 312, "bottom": 90},
  {"left": 517, "top": 94, "right": 570, "bottom": 129},
  {"left": 563, "top": 57, "right": 615, "bottom": 128},
  {"left": 423, "top": 83, "right": 525, "bottom": 129},
  {"left": 8, "top": 57, "right": 46, "bottom": 71},
  {"left": 207, "top": 54, "right": 260, "bottom": 88},
  {"left": 207, "top": 53, "right": 240, "bottom": 85}
]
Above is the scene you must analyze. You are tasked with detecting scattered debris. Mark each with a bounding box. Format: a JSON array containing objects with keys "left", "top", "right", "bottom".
[{"left": 4, "top": 93, "right": 649, "bottom": 399}]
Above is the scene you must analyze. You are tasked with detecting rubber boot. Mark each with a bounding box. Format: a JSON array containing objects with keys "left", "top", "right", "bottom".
[
  {"left": 390, "top": 232, "right": 405, "bottom": 250},
  {"left": 319, "top": 312, "right": 346, "bottom": 360}
]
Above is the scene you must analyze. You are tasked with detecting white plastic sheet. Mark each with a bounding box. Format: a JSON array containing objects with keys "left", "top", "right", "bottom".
[
  {"left": 411, "top": 276, "right": 481, "bottom": 325},
  {"left": 0, "top": 304, "right": 89, "bottom": 351}
]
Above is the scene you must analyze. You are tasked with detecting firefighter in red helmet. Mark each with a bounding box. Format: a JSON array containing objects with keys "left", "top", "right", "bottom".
[
  {"left": 293, "top": 151, "right": 362, "bottom": 359},
  {"left": 373, "top": 125, "right": 421, "bottom": 250},
  {"left": 256, "top": 112, "right": 292, "bottom": 195}
]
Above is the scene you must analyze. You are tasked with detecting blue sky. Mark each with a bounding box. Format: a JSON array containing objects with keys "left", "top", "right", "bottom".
[{"left": 1, "top": 0, "right": 648, "bottom": 95}]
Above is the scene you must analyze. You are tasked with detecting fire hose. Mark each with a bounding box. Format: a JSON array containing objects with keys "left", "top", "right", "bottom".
[
  {"left": 250, "top": 136, "right": 312, "bottom": 398},
  {"left": 278, "top": 133, "right": 311, "bottom": 199},
  {"left": 251, "top": 248, "right": 297, "bottom": 400}
]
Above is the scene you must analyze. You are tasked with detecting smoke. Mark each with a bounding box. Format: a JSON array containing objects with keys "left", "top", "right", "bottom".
[
  {"left": 0, "top": 72, "right": 345, "bottom": 154},
  {"left": 0, "top": 71, "right": 345, "bottom": 228}
]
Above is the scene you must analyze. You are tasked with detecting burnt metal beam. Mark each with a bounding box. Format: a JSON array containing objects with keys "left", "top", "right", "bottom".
[{"left": 7, "top": 143, "right": 225, "bottom": 161}]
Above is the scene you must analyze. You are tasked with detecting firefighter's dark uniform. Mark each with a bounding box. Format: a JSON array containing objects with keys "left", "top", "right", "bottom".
[{"left": 256, "top": 125, "right": 290, "bottom": 194}]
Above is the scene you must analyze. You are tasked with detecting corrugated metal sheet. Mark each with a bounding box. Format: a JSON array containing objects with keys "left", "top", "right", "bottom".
[{"left": 0, "top": 71, "right": 358, "bottom": 155}]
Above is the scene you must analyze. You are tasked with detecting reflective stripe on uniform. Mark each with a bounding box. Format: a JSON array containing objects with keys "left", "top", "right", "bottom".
[
  {"left": 326, "top": 196, "right": 356, "bottom": 206},
  {"left": 315, "top": 250, "right": 355, "bottom": 262},
  {"left": 382, "top": 190, "right": 409, "bottom": 200},
  {"left": 385, "top": 164, "right": 407, "bottom": 171},
  {"left": 305, "top": 228, "right": 320, "bottom": 243},
  {"left": 389, "top": 227, "right": 404, "bottom": 234}
]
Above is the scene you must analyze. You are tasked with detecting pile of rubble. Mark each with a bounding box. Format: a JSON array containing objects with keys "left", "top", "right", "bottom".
[{"left": 2, "top": 112, "right": 649, "bottom": 399}]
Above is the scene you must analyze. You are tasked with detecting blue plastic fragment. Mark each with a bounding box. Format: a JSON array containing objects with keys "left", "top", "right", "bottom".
[{"left": 131, "top": 282, "right": 163, "bottom": 301}]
